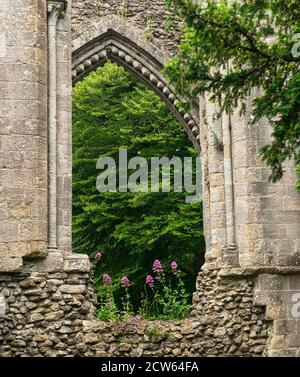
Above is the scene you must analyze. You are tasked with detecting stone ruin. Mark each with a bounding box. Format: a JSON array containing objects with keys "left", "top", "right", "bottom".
[{"left": 0, "top": 0, "right": 300, "bottom": 356}]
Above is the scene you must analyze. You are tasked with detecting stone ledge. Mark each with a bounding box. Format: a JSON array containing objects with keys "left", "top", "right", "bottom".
[
  {"left": 219, "top": 266, "right": 300, "bottom": 278},
  {"left": 63, "top": 254, "right": 91, "bottom": 273}
]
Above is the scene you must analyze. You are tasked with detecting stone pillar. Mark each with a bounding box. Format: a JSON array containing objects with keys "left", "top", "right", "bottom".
[
  {"left": 0, "top": 0, "right": 48, "bottom": 271},
  {"left": 199, "top": 96, "right": 226, "bottom": 267},
  {"left": 47, "top": 0, "right": 67, "bottom": 251},
  {"left": 47, "top": 0, "right": 90, "bottom": 269},
  {"left": 56, "top": 0, "right": 73, "bottom": 253},
  {"left": 231, "top": 94, "right": 300, "bottom": 268},
  {"left": 221, "top": 111, "right": 238, "bottom": 267}
]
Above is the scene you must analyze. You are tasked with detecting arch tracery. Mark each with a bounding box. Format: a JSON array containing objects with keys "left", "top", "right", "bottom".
[{"left": 72, "top": 25, "right": 201, "bottom": 152}]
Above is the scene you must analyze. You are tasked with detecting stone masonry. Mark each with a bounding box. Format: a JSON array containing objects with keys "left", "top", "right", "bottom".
[
  {"left": 0, "top": 264, "right": 269, "bottom": 357},
  {"left": 0, "top": 0, "right": 300, "bottom": 357},
  {"left": 0, "top": 0, "right": 48, "bottom": 267}
]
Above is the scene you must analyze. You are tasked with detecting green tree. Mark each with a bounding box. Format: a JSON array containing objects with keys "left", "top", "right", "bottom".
[
  {"left": 164, "top": 0, "right": 300, "bottom": 191},
  {"left": 72, "top": 62, "right": 205, "bottom": 310}
]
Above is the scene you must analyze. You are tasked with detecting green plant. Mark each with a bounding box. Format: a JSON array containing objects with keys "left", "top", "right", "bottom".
[
  {"left": 96, "top": 278, "right": 120, "bottom": 322},
  {"left": 118, "top": 0, "right": 128, "bottom": 18},
  {"left": 164, "top": 0, "right": 300, "bottom": 190},
  {"left": 145, "top": 326, "right": 169, "bottom": 340},
  {"left": 144, "top": 260, "right": 191, "bottom": 320},
  {"left": 296, "top": 165, "right": 300, "bottom": 193},
  {"left": 164, "top": 18, "right": 175, "bottom": 32},
  {"left": 95, "top": 259, "right": 191, "bottom": 322},
  {"left": 145, "top": 16, "right": 153, "bottom": 39},
  {"left": 120, "top": 277, "right": 135, "bottom": 320},
  {"left": 211, "top": 129, "right": 223, "bottom": 151},
  {"left": 96, "top": 274, "right": 136, "bottom": 322},
  {"left": 156, "top": 276, "right": 190, "bottom": 320}
]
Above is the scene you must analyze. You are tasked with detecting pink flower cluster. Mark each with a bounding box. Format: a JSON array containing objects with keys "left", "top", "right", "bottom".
[
  {"left": 145, "top": 260, "right": 179, "bottom": 288},
  {"left": 95, "top": 252, "right": 102, "bottom": 261},
  {"left": 145, "top": 275, "right": 154, "bottom": 288},
  {"left": 103, "top": 273, "right": 112, "bottom": 285},
  {"left": 99, "top": 255, "right": 179, "bottom": 293},
  {"left": 120, "top": 276, "right": 130, "bottom": 288},
  {"left": 152, "top": 259, "right": 163, "bottom": 274}
]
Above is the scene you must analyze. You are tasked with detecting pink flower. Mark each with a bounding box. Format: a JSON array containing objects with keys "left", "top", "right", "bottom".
[
  {"left": 146, "top": 275, "right": 154, "bottom": 288},
  {"left": 103, "top": 273, "right": 112, "bottom": 285},
  {"left": 171, "top": 261, "right": 177, "bottom": 270},
  {"left": 152, "top": 259, "right": 163, "bottom": 274},
  {"left": 120, "top": 276, "right": 130, "bottom": 288},
  {"left": 95, "top": 252, "right": 102, "bottom": 261}
]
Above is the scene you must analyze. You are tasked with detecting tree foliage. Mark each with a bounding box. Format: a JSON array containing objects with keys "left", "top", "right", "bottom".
[
  {"left": 164, "top": 0, "right": 300, "bottom": 190},
  {"left": 72, "top": 62, "right": 205, "bottom": 309}
]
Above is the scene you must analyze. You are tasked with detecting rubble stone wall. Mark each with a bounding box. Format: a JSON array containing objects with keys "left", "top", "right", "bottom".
[
  {"left": 72, "top": 0, "right": 181, "bottom": 57},
  {"left": 0, "top": 267, "right": 269, "bottom": 357}
]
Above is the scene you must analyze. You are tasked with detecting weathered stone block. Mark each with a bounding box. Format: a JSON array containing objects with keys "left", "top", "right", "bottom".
[
  {"left": 258, "top": 274, "right": 288, "bottom": 291},
  {"left": 59, "top": 285, "right": 86, "bottom": 294},
  {"left": 63, "top": 254, "right": 91, "bottom": 273},
  {"left": 35, "top": 252, "right": 64, "bottom": 273},
  {"left": 0, "top": 257, "right": 22, "bottom": 272},
  {"left": 29, "top": 312, "right": 44, "bottom": 323}
]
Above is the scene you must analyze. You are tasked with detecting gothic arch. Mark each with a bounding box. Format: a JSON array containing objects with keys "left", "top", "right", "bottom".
[{"left": 72, "top": 18, "right": 201, "bottom": 153}]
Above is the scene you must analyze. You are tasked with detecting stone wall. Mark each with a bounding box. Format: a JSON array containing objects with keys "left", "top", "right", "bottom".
[
  {"left": 0, "top": 267, "right": 269, "bottom": 357},
  {"left": 0, "top": 268, "right": 95, "bottom": 357},
  {"left": 72, "top": 0, "right": 181, "bottom": 57},
  {"left": 0, "top": 0, "right": 48, "bottom": 269},
  {"left": 254, "top": 272, "right": 300, "bottom": 356},
  {"left": 229, "top": 98, "right": 300, "bottom": 268}
]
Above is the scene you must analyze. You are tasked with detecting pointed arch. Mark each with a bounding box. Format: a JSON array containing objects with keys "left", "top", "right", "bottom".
[{"left": 72, "top": 17, "right": 201, "bottom": 152}]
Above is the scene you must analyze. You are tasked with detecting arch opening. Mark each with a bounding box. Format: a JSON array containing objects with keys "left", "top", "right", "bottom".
[
  {"left": 72, "top": 60, "right": 205, "bottom": 320},
  {"left": 71, "top": 28, "right": 205, "bottom": 320}
]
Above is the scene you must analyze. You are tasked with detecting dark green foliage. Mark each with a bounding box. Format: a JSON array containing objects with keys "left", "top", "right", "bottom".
[
  {"left": 72, "top": 62, "right": 205, "bottom": 310},
  {"left": 164, "top": 0, "right": 300, "bottom": 191}
]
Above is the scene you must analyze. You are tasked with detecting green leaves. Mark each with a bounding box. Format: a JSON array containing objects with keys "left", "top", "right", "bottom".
[
  {"left": 164, "top": 0, "right": 300, "bottom": 190},
  {"left": 72, "top": 61, "right": 205, "bottom": 310}
]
